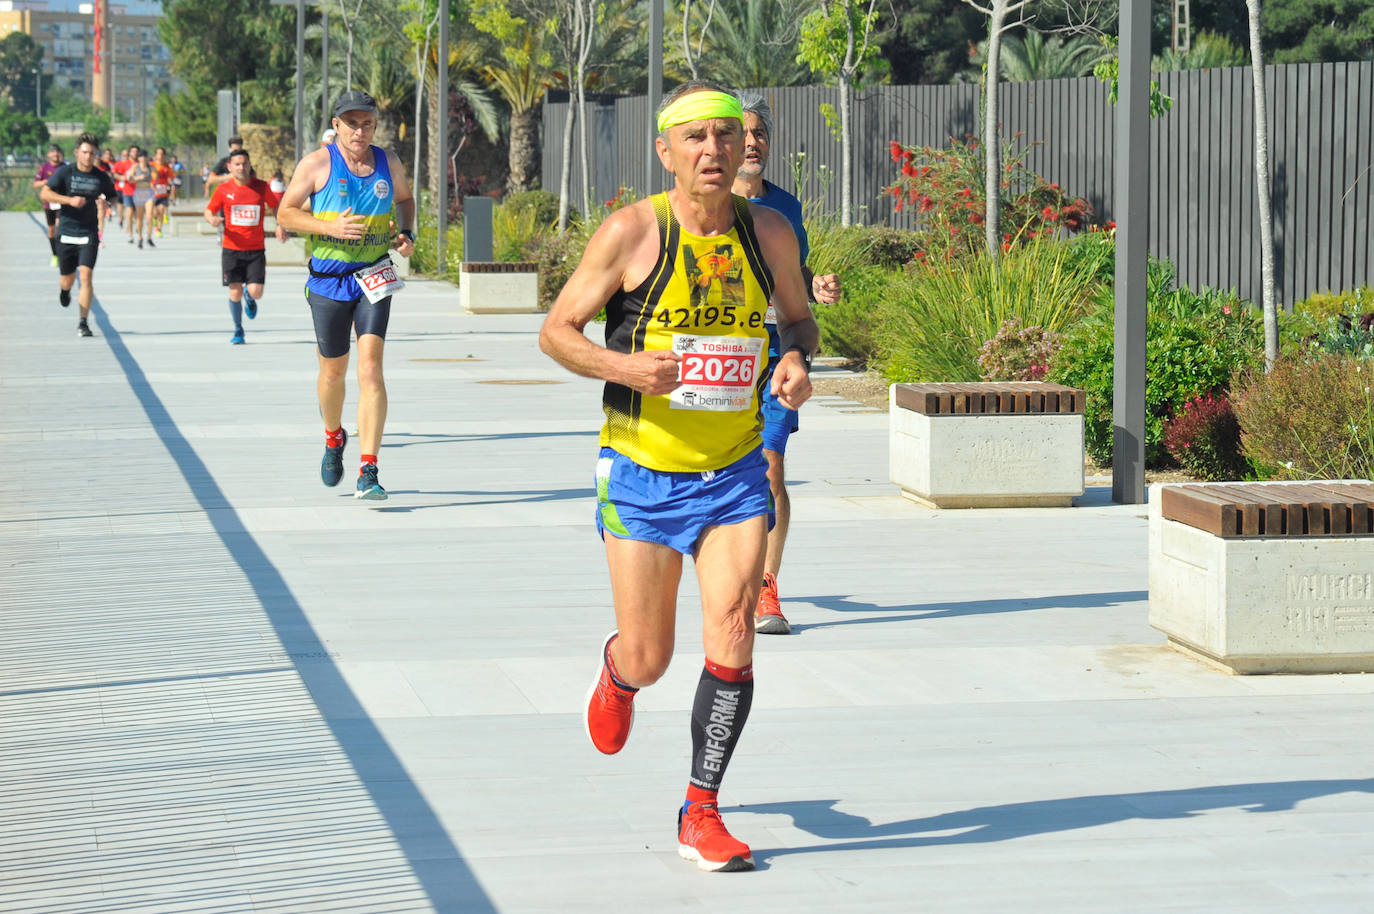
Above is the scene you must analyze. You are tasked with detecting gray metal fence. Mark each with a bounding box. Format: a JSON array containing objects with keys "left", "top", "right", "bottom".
[{"left": 543, "top": 61, "right": 1373, "bottom": 307}]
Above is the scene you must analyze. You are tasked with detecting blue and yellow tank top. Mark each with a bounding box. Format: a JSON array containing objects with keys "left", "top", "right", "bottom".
[
  {"left": 306, "top": 143, "right": 394, "bottom": 300},
  {"left": 600, "top": 193, "right": 774, "bottom": 473}
]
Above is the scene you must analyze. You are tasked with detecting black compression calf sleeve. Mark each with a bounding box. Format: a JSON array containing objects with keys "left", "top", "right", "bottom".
[{"left": 688, "top": 660, "right": 754, "bottom": 793}]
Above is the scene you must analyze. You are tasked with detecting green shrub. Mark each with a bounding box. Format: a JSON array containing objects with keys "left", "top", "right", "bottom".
[
  {"left": 1233, "top": 353, "right": 1374, "bottom": 480},
  {"left": 527, "top": 228, "right": 588, "bottom": 312},
  {"left": 1050, "top": 284, "right": 1263, "bottom": 466},
  {"left": 807, "top": 220, "right": 921, "bottom": 273},
  {"left": 1294, "top": 286, "right": 1374, "bottom": 324},
  {"left": 1163, "top": 394, "right": 1251, "bottom": 481},
  {"left": 877, "top": 236, "right": 1103, "bottom": 382},
  {"left": 814, "top": 264, "right": 901, "bottom": 362},
  {"left": 502, "top": 189, "right": 564, "bottom": 227},
  {"left": 411, "top": 219, "right": 463, "bottom": 282},
  {"left": 494, "top": 200, "right": 549, "bottom": 262}
]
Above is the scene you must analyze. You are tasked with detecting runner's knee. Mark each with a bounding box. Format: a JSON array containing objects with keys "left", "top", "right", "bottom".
[{"left": 614, "top": 636, "right": 673, "bottom": 685}]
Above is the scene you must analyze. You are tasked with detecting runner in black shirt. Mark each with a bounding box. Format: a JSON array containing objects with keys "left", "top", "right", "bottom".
[{"left": 40, "top": 132, "right": 118, "bottom": 338}]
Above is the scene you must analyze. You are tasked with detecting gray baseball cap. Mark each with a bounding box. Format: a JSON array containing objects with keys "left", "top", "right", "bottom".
[{"left": 332, "top": 90, "right": 378, "bottom": 118}]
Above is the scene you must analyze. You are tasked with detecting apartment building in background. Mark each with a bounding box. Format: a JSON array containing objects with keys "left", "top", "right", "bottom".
[{"left": 0, "top": 0, "right": 179, "bottom": 127}]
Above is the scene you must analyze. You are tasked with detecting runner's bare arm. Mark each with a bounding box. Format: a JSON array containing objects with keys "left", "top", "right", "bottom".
[
  {"left": 203, "top": 196, "right": 223, "bottom": 228},
  {"left": 275, "top": 149, "right": 365, "bottom": 240},
  {"left": 539, "top": 205, "right": 682, "bottom": 396},
  {"left": 752, "top": 205, "right": 817, "bottom": 410},
  {"left": 384, "top": 150, "right": 415, "bottom": 258}
]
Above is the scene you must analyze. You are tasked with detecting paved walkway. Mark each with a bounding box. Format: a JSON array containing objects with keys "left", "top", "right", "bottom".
[{"left": 3, "top": 211, "right": 1374, "bottom": 913}]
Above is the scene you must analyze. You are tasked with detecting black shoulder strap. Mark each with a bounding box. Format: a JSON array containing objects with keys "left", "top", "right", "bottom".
[{"left": 732, "top": 194, "right": 775, "bottom": 303}]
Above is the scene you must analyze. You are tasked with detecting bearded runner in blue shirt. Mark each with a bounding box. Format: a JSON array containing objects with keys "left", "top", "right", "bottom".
[
  {"left": 277, "top": 90, "right": 417, "bottom": 502},
  {"left": 731, "top": 91, "right": 842, "bottom": 636}
]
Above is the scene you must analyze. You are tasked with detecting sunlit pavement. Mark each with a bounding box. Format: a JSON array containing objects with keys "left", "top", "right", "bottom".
[{"left": 4, "top": 211, "right": 1374, "bottom": 912}]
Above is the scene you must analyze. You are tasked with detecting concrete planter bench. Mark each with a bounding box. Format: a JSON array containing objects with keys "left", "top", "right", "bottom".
[
  {"left": 889, "top": 382, "right": 1086, "bottom": 508},
  {"left": 459, "top": 262, "right": 540, "bottom": 314},
  {"left": 1149, "top": 481, "right": 1374, "bottom": 674}
]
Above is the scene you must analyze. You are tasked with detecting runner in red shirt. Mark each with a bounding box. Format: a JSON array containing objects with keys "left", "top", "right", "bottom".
[
  {"left": 33, "top": 144, "right": 65, "bottom": 267},
  {"left": 204, "top": 148, "right": 287, "bottom": 344},
  {"left": 149, "top": 147, "right": 174, "bottom": 236},
  {"left": 110, "top": 146, "right": 136, "bottom": 238}
]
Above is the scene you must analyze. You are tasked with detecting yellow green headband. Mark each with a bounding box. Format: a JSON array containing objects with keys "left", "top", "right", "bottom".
[{"left": 656, "top": 91, "right": 744, "bottom": 133}]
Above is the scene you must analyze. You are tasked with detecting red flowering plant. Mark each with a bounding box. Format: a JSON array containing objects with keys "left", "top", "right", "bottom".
[
  {"left": 603, "top": 184, "right": 638, "bottom": 212},
  {"left": 1162, "top": 392, "right": 1251, "bottom": 481},
  {"left": 885, "top": 135, "right": 1094, "bottom": 260}
]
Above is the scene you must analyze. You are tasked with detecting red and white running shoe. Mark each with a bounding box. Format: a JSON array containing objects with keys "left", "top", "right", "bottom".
[
  {"left": 678, "top": 802, "right": 754, "bottom": 872},
  {"left": 584, "top": 632, "right": 635, "bottom": 754},
  {"left": 754, "top": 572, "right": 790, "bottom": 635}
]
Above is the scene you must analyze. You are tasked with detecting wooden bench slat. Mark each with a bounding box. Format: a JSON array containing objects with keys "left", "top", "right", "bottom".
[
  {"left": 1161, "top": 485, "right": 1240, "bottom": 536},
  {"left": 892, "top": 382, "right": 1085, "bottom": 416},
  {"left": 1162, "top": 482, "right": 1374, "bottom": 537}
]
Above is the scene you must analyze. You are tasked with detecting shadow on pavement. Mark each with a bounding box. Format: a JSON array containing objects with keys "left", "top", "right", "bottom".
[
  {"left": 372, "top": 487, "right": 596, "bottom": 512},
  {"left": 91, "top": 300, "right": 495, "bottom": 913},
  {"left": 791, "top": 590, "right": 1148, "bottom": 632},
  {"left": 743, "top": 778, "right": 1374, "bottom": 863}
]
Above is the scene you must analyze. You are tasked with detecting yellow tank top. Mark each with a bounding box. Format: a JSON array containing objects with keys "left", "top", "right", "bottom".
[{"left": 600, "top": 193, "right": 775, "bottom": 472}]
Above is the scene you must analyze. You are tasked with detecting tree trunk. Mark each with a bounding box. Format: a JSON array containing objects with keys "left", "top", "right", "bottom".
[
  {"left": 1246, "top": 0, "right": 1278, "bottom": 367},
  {"left": 983, "top": 5, "right": 1005, "bottom": 259},
  {"left": 839, "top": 78, "right": 852, "bottom": 227},
  {"left": 557, "top": 101, "right": 575, "bottom": 230},
  {"left": 576, "top": 5, "right": 593, "bottom": 221},
  {"left": 508, "top": 104, "right": 541, "bottom": 194},
  {"left": 428, "top": 82, "right": 443, "bottom": 209}
]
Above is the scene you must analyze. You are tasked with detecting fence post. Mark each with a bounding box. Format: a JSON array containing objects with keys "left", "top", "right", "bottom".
[
  {"left": 463, "top": 196, "right": 494, "bottom": 263},
  {"left": 1112, "top": 0, "right": 1149, "bottom": 505}
]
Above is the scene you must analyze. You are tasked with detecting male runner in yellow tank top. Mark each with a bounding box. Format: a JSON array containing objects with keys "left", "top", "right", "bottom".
[{"left": 540, "top": 78, "right": 818, "bottom": 873}]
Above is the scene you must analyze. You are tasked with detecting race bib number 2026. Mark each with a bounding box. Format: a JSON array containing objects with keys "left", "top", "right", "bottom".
[{"left": 669, "top": 334, "right": 764, "bottom": 411}]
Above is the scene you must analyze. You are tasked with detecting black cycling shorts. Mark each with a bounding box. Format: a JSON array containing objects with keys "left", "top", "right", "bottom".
[
  {"left": 44, "top": 207, "right": 59, "bottom": 227},
  {"left": 57, "top": 236, "right": 99, "bottom": 273},
  {"left": 222, "top": 249, "right": 266, "bottom": 286},
  {"left": 307, "top": 288, "right": 391, "bottom": 358}
]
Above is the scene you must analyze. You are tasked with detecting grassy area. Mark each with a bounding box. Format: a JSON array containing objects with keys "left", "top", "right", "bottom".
[{"left": 0, "top": 171, "right": 42, "bottom": 211}]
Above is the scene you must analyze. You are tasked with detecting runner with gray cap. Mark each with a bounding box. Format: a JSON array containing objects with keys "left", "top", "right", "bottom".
[{"left": 277, "top": 90, "right": 416, "bottom": 501}]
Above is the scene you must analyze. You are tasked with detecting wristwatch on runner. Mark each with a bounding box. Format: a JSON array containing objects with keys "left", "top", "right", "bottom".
[
  {"left": 396, "top": 229, "right": 415, "bottom": 243},
  {"left": 785, "top": 344, "right": 813, "bottom": 372}
]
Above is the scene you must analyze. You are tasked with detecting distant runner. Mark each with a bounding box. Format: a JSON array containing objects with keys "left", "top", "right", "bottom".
[
  {"left": 40, "top": 132, "right": 118, "bottom": 338},
  {"left": 277, "top": 91, "right": 416, "bottom": 501},
  {"left": 33, "top": 144, "right": 65, "bottom": 268},
  {"left": 204, "top": 148, "right": 287, "bottom": 344},
  {"left": 150, "top": 147, "right": 174, "bottom": 236}
]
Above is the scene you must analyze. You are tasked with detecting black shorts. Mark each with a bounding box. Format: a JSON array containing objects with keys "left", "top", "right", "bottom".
[
  {"left": 307, "top": 288, "right": 391, "bottom": 358},
  {"left": 222, "top": 249, "right": 266, "bottom": 286},
  {"left": 154, "top": 196, "right": 169, "bottom": 207},
  {"left": 57, "top": 236, "right": 99, "bottom": 273},
  {"left": 44, "top": 207, "right": 59, "bottom": 227}
]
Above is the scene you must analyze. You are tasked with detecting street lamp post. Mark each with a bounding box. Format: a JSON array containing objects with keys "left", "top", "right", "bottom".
[{"left": 31, "top": 67, "right": 41, "bottom": 117}]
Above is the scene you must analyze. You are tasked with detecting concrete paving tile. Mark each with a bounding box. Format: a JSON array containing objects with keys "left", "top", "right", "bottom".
[{"left": 8, "top": 214, "right": 1374, "bottom": 913}]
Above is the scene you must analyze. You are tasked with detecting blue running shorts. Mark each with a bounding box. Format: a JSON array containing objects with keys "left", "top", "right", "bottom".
[
  {"left": 595, "top": 446, "right": 773, "bottom": 554},
  {"left": 761, "top": 328, "right": 800, "bottom": 454},
  {"left": 760, "top": 384, "right": 800, "bottom": 454}
]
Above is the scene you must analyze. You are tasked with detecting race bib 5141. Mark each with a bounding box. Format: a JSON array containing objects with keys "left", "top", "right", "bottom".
[{"left": 229, "top": 204, "right": 260, "bottom": 227}]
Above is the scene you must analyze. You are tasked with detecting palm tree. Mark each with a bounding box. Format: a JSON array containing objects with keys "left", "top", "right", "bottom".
[
  {"left": 1153, "top": 30, "right": 1247, "bottom": 71},
  {"left": 971, "top": 28, "right": 1112, "bottom": 81},
  {"left": 481, "top": 23, "right": 555, "bottom": 194},
  {"left": 667, "top": 0, "right": 814, "bottom": 87}
]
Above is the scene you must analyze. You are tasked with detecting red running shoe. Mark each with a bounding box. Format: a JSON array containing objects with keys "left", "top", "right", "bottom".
[
  {"left": 754, "top": 572, "right": 790, "bottom": 635},
  {"left": 678, "top": 802, "right": 754, "bottom": 872},
  {"left": 584, "top": 632, "right": 635, "bottom": 754}
]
